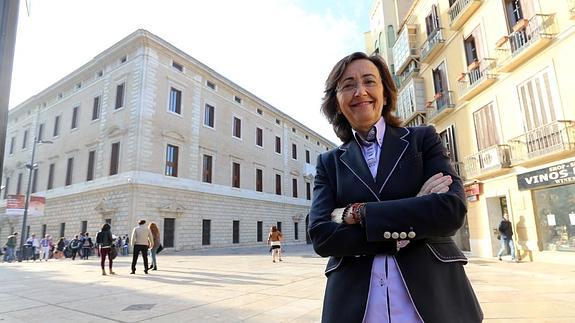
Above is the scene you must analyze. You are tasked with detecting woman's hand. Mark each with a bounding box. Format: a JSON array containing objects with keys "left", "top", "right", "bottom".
[{"left": 417, "top": 172, "right": 452, "bottom": 197}]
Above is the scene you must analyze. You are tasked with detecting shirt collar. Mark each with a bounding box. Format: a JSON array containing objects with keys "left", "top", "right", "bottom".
[{"left": 352, "top": 117, "right": 386, "bottom": 147}]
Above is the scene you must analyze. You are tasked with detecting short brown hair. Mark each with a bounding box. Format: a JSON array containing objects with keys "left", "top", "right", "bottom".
[{"left": 321, "top": 52, "right": 401, "bottom": 142}]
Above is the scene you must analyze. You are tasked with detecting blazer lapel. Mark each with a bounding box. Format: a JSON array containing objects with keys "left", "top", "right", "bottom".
[
  {"left": 376, "top": 126, "right": 410, "bottom": 194},
  {"left": 339, "top": 140, "right": 380, "bottom": 200}
]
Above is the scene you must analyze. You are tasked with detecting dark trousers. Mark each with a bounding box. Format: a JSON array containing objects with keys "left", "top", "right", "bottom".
[{"left": 131, "top": 244, "right": 149, "bottom": 273}]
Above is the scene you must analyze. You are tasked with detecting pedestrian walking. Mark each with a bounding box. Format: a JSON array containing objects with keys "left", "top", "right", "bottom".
[
  {"left": 40, "top": 234, "right": 52, "bottom": 261},
  {"left": 497, "top": 213, "right": 517, "bottom": 262},
  {"left": 130, "top": 219, "right": 154, "bottom": 274},
  {"left": 2, "top": 232, "right": 18, "bottom": 263},
  {"left": 81, "top": 232, "right": 93, "bottom": 260},
  {"left": 148, "top": 222, "right": 161, "bottom": 271},
  {"left": 267, "top": 226, "right": 283, "bottom": 262},
  {"left": 69, "top": 235, "right": 82, "bottom": 260},
  {"left": 26, "top": 233, "right": 41, "bottom": 261},
  {"left": 96, "top": 223, "right": 116, "bottom": 276}
]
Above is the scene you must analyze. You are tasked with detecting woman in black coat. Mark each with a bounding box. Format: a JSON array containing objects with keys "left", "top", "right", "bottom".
[{"left": 308, "top": 52, "right": 482, "bottom": 323}]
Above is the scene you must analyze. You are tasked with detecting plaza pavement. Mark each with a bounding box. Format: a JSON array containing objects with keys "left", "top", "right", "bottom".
[{"left": 1, "top": 244, "right": 575, "bottom": 323}]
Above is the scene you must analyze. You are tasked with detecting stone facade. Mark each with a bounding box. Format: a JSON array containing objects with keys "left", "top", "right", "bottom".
[{"left": 1, "top": 30, "right": 335, "bottom": 250}]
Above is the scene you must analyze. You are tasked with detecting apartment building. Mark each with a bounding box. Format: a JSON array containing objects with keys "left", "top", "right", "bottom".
[
  {"left": 0, "top": 29, "right": 335, "bottom": 250},
  {"left": 367, "top": 0, "right": 575, "bottom": 260}
]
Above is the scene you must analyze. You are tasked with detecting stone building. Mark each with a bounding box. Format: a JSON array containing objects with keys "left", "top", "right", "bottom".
[{"left": 0, "top": 29, "right": 335, "bottom": 250}]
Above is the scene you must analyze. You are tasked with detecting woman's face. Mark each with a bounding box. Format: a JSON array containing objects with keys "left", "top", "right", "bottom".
[{"left": 336, "top": 59, "right": 385, "bottom": 134}]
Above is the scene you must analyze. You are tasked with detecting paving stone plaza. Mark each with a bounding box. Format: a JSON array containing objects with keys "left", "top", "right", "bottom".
[{"left": 1, "top": 245, "right": 575, "bottom": 322}]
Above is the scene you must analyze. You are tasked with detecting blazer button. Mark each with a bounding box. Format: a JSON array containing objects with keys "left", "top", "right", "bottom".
[
  {"left": 408, "top": 231, "right": 416, "bottom": 239},
  {"left": 383, "top": 232, "right": 391, "bottom": 239},
  {"left": 399, "top": 232, "right": 407, "bottom": 239},
  {"left": 391, "top": 232, "right": 399, "bottom": 239}
]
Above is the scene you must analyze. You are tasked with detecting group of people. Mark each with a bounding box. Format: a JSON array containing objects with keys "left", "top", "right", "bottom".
[{"left": 2, "top": 231, "right": 99, "bottom": 262}]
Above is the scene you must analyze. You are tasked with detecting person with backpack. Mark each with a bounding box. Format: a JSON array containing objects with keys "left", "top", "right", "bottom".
[
  {"left": 96, "top": 223, "right": 116, "bottom": 276},
  {"left": 81, "top": 232, "right": 93, "bottom": 260},
  {"left": 69, "top": 235, "right": 82, "bottom": 260}
]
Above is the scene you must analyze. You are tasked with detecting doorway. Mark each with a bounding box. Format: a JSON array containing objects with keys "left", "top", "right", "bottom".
[{"left": 486, "top": 196, "right": 508, "bottom": 256}]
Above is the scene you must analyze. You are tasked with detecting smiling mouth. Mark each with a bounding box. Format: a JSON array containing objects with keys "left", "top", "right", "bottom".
[{"left": 352, "top": 101, "right": 372, "bottom": 108}]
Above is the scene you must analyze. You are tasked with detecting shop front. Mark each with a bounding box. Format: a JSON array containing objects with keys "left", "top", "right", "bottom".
[{"left": 517, "top": 160, "right": 575, "bottom": 252}]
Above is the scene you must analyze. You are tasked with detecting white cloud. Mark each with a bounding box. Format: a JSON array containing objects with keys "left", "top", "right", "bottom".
[{"left": 10, "top": 0, "right": 367, "bottom": 144}]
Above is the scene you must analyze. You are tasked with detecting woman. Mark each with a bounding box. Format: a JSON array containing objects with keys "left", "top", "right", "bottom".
[
  {"left": 308, "top": 52, "right": 482, "bottom": 322},
  {"left": 267, "top": 225, "right": 283, "bottom": 262},
  {"left": 40, "top": 234, "right": 51, "bottom": 261},
  {"left": 54, "top": 237, "right": 65, "bottom": 259},
  {"left": 97, "top": 223, "right": 115, "bottom": 275},
  {"left": 148, "top": 222, "right": 161, "bottom": 271}
]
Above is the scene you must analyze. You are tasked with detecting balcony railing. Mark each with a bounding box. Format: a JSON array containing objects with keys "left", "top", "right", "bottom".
[
  {"left": 495, "top": 14, "right": 557, "bottom": 72},
  {"left": 420, "top": 28, "right": 445, "bottom": 62},
  {"left": 508, "top": 120, "right": 575, "bottom": 163},
  {"left": 398, "top": 60, "right": 420, "bottom": 86},
  {"left": 464, "top": 145, "right": 511, "bottom": 179},
  {"left": 448, "top": 0, "right": 482, "bottom": 30},
  {"left": 426, "top": 90, "right": 455, "bottom": 122},
  {"left": 457, "top": 58, "right": 498, "bottom": 101},
  {"left": 451, "top": 161, "right": 467, "bottom": 181}
]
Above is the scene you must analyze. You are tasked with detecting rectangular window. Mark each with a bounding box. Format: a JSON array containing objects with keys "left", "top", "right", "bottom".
[
  {"left": 47, "top": 163, "right": 55, "bottom": 190},
  {"left": 202, "top": 155, "right": 213, "bottom": 183},
  {"left": 86, "top": 150, "right": 96, "bottom": 181},
  {"left": 71, "top": 106, "right": 79, "bottom": 129},
  {"left": 257, "top": 221, "right": 263, "bottom": 242},
  {"left": 305, "top": 150, "right": 310, "bottom": 163},
  {"left": 3, "top": 177, "right": 9, "bottom": 199},
  {"left": 172, "top": 61, "right": 184, "bottom": 72},
  {"left": 292, "top": 143, "right": 297, "bottom": 159},
  {"left": 53, "top": 115, "right": 60, "bottom": 136},
  {"left": 439, "top": 126, "right": 459, "bottom": 164},
  {"left": 115, "top": 83, "right": 125, "bottom": 110},
  {"left": 256, "top": 108, "right": 263, "bottom": 115},
  {"left": 234, "top": 95, "right": 242, "bottom": 104},
  {"left": 204, "top": 104, "right": 215, "bottom": 127},
  {"left": 473, "top": 103, "right": 500, "bottom": 150},
  {"left": 292, "top": 178, "right": 298, "bottom": 198},
  {"left": 275, "top": 136, "right": 281, "bottom": 153},
  {"left": 22, "top": 130, "right": 28, "bottom": 149},
  {"left": 169, "top": 87, "right": 182, "bottom": 114},
  {"left": 306, "top": 182, "right": 311, "bottom": 200},
  {"left": 275, "top": 174, "right": 282, "bottom": 195},
  {"left": 120, "top": 55, "right": 127, "bottom": 63},
  {"left": 256, "top": 168, "right": 263, "bottom": 192},
  {"left": 92, "top": 96, "right": 101, "bottom": 120},
  {"left": 207, "top": 80, "right": 216, "bottom": 90},
  {"left": 81, "top": 221, "right": 88, "bottom": 234},
  {"left": 233, "top": 117, "right": 242, "bottom": 138},
  {"left": 41, "top": 224, "right": 46, "bottom": 238},
  {"left": 165, "top": 144, "right": 179, "bottom": 177},
  {"left": 232, "top": 162, "right": 240, "bottom": 188},
  {"left": 9, "top": 137, "right": 15, "bottom": 154},
  {"left": 110, "top": 142, "right": 120, "bottom": 175},
  {"left": 59, "top": 223, "right": 66, "bottom": 239},
  {"left": 464, "top": 35, "right": 478, "bottom": 66},
  {"left": 31, "top": 168, "right": 39, "bottom": 193},
  {"left": 294, "top": 222, "right": 299, "bottom": 240},
  {"left": 164, "top": 218, "right": 175, "bottom": 248},
  {"left": 233, "top": 220, "right": 240, "bottom": 244},
  {"left": 518, "top": 68, "right": 558, "bottom": 131},
  {"left": 16, "top": 173, "right": 22, "bottom": 195},
  {"left": 202, "top": 219, "right": 211, "bottom": 245},
  {"left": 277, "top": 222, "right": 282, "bottom": 232},
  {"left": 37, "top": 124, "right": 44, "bottom": 141},
  {"left": 256, "top": 127, "right": 263, "bottom": 147},
  {"left": 425, "top": 5, "right": 440, "bottom": 36},
  {"left": 65, "top": 157, "right": 74, "bottom": 186}
]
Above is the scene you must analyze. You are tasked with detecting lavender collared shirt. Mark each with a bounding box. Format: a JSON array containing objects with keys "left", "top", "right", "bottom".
[{"left": 352, "top": 118, "right": 422, "bottom": 323}]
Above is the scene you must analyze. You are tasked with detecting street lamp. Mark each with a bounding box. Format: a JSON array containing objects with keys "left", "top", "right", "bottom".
[{"left": 17, "top": 136, "right": 52, "bottom": 262}]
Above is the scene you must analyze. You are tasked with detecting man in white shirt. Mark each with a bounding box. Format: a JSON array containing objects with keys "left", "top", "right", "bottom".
[{"left": 130, "top": 219, "right": 154, "bottom": 274}]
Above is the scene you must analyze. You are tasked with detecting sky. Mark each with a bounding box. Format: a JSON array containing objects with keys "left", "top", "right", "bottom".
[{"left": 9, "top": 0, "right": 373, "bottom": 144}]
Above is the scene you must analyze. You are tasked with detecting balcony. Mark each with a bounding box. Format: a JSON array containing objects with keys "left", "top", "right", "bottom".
[
  {"left": 451, "top": 161, "right": 467, "bottom": 181},
  {"left": 464, "top": 145, "right": 511, "bottom": 179},
  {"left": 449, "top": 0, "right": 483, "bottom": 30},
  {"left": 425, "top": 90, "right": 455, "bottom": 123},
  {"left": 398, "top": 60, "right": 420, "bottom": 87},
  {"left": 420, "top": 28, "right": 445, "bottom": 63},
  {"left": 495, "top": 14, "right": 557, "bottom": 72},
  {"left": 457, "top": 58, "right": 498, "bottom": 101},
  {"left": 508, "top": 120, "right": 575, "bottom": 165},
  {"left": 397, "top": 77, "right": 426, "bottom": 125},
  {"left": 393, "top": 24, "right": 419, "bottom": 74}
]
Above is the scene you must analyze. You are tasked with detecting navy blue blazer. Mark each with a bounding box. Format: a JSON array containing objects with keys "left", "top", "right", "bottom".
[{"left": 308, "top": 125, "right": 483, "bottom": 323}]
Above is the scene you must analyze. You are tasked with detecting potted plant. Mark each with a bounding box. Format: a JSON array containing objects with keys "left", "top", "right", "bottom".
[
  {"left": 458, "top": 72, "right": 467, "bottom": 82},
  {"left": 513, "top": 18, "right": 529, "bottom": 32},
  {"left": 434, "top": 92, "right": 443, "bottom": 100}
]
